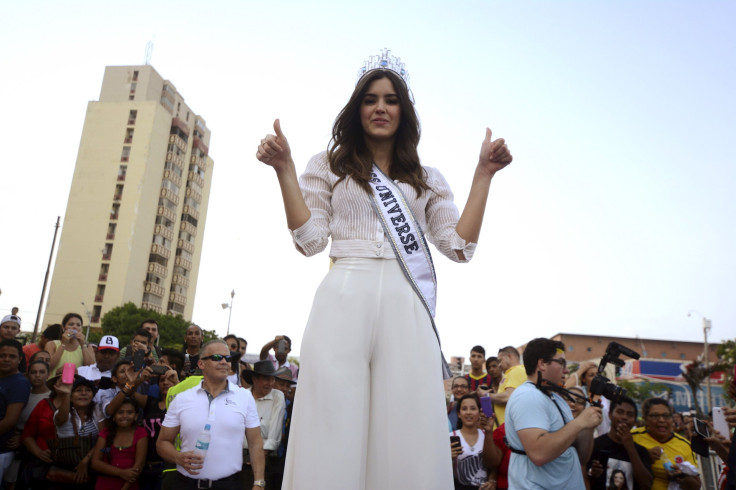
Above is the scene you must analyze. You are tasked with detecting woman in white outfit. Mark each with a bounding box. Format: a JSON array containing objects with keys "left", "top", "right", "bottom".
[{"left": 256, "top": 49, "right": 512, "bottom": 490}]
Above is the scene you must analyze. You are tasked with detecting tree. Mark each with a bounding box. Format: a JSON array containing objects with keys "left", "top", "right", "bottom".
[
  {"left": 716, "top": 339, "right": 736, "bottom": 401},
  {"left": 618, "top": 380, "right": 672, "bottom": 411},
  {"left": 91, "top": 302, "right": 219, "bottom": 349},
  {"left": 681, "top": 357, "right": 729, "bottom": 417}
]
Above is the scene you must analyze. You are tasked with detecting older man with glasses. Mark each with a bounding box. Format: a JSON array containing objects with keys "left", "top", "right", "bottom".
[
  {"left": 157, "top": 339, "right": 266, "bottom": 489},
  {"left": 447, "top": 377, "right": 470, "bottom": 430},
  {"left": 631, "top": 398, "right": 700, "bottom": 490}
]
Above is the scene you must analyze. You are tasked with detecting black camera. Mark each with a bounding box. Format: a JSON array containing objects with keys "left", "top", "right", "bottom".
[{"left": 588, "top": 342, "right": 640, "bottom": 405}]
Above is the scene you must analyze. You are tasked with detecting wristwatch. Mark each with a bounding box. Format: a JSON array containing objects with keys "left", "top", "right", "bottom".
[{"left": 254, "top": 480, "right": 266, "bottom": 488}]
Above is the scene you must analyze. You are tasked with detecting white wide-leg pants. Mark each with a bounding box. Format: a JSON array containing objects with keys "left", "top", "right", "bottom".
[{"left": 282, "top": 258, "right": 453, "bottom": 490}]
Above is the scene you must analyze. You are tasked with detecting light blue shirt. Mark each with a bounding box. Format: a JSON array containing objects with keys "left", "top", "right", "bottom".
[{"left": 505, "top": 381, "right": 585, "bottom": 489}]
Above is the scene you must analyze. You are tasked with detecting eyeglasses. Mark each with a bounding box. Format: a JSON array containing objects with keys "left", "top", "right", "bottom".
[
  {"left": 646, "top": 413, "right": 673, "bottom": 420},
  {"left": 547, "top": 358, "right": 567, "bottom": 368},
  {"left": 201, "top": 354, "right": 232, "bottom": 362},
  {"left": 452, "top": 384, "right": 469, "bottom": 390}
]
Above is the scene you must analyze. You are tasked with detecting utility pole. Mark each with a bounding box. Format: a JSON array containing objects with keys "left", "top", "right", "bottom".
[{"left": 32, "top": 217, "right": 60, "bottom": 343}]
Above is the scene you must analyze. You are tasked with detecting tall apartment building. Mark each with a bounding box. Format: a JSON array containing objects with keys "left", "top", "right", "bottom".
[{"left": 43, "top": 65, "right": 214, "bottom": 327}]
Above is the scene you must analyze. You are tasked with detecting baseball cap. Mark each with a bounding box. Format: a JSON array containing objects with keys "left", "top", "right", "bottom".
[
  {"left": 98, "top": 335, "right": 120, "bottom": 351},
  {"left": 0, "top": 314, "right": 21, "bottom": 326}
]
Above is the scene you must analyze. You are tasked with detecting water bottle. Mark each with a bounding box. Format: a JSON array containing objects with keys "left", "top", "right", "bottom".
[{"left": 194, "top": 424, "right": 211, "bottom": 459}]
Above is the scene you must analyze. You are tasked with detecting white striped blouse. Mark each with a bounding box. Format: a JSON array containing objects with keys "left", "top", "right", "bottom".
[{"left": 291, "top": 151, "right": 476, "bottom": 263}]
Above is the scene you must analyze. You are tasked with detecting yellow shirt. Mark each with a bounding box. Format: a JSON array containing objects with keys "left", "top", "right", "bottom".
[
  {"left": 494, "top": 364, "right": 526, "bottom": 425},
  {"left": 631, "top": 427, "right": 698, "bottom": 490}
]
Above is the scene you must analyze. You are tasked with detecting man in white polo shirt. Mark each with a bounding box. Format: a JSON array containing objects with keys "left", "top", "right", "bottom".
[{"left": 157, "top": 339, "right": 266, "bottom": 489}]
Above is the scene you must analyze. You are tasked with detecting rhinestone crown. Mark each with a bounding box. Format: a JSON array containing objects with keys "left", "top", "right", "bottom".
[{"left": 356, "top": 48, "right": 410, "bottom": 87}]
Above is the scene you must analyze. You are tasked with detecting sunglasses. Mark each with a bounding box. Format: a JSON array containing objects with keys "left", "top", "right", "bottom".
[{"left": 201, "top": 354, "right": 233, "bottom": 362}]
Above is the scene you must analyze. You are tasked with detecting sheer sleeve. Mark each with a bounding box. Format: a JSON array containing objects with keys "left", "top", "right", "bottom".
[
  {"left": 424, "top": 167, "right": 476, "bottom": 263},
  {"left": 289, "top": 152, "right": 332, "bottom": 257}
]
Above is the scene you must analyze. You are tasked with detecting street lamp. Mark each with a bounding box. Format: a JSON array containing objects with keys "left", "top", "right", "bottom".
[
  {"left": 221, "top": 290, "right": 235, "bottom": 335},
  {"left": 80, "top": 301, "right": 92, "bottom": 343},
  {"left": 688, "top": 310, "right": 712, "bottom": 413}
]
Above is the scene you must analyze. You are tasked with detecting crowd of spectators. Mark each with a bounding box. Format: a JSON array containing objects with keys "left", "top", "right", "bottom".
[
  {"left": 2, "top": 309, "right": 736, "bottom": 490},
  {"left": 0, "top": 311, "right": 298, "bottom": 490},
  {"left": 448, "top": 339, "right": 736, "bottom": 490}
]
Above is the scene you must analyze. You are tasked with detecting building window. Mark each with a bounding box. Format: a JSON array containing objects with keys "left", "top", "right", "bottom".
[
  {"left": 106, "top": 223, "right": 116, "bottom": 240},
  {"left": 91, "top": 305, "right": 102, "bottom": 323},
  {"left": 125, "top": 128, "right": 134, "bottom": 144},
  {"left": 102, "top": 243, "right": 113, "bottom": 260},
  {"left": 128, "top": 110, "right": 137, "bottom": 125},
  {"left": 133, "top": 70, "right": 139, "bottom": 81},
  {"left": 118, "top": 165, "right": 127, "bottom": 181},
  {"left": 110, "top": 203, "right": 120, "bottom": 220},
  {"left": 587, "top": 347, "right": 592, "bottom": 352},
  {"left": 680, "top": 353, "right": 686, "bottom": 359},
  {"left": 121, "top": 146, "right": 130, "bottom": 162},
  {"left": 661, "top": 352, "right": 668, "bottom": 358},
  {"left": 148, "top": 254, "right": 168, "bottom": 267}
]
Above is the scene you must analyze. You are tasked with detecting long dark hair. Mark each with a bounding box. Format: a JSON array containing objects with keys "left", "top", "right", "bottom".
[
  {"left": 103, "top": 397, "right": 140, "bottom": 462},
  {"left": 328, "top": 69, "right": 429, "bottom": 196}
]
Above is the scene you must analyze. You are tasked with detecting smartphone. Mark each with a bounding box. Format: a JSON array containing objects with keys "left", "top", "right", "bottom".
[
  {"left": 277, "top": 339, "right": 287, "bottom": 355},
  {"left": 594, "top": 449, "right": 610, "bottom": 470},
  {"left": 133, "top": 350, "right": 145, "bottom": 371},
  {"left": 450, "top": 435, "right": 461, "bottom": 447},
  {"left": 693, "top": 418, "right": 710, "bottom": 438},
  {"left": 480, "top": 396, "right": 494, "bottom": 418},
  {"left": 61, "top": 363, "right": 75, "bottom": 384},
  {"left": 151, "top": 365, "right": 169, "bottom": 376},
  {"left": 713, "top": 407, "right": 729, "bottom": 438}
]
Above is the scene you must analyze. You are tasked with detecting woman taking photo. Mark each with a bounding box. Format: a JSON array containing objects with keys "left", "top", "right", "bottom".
[
  {"left": 45, "top": 313, "right": 94, "bottom": 376},
  {"left": 51, "top": 375, "right": 99, "bottom": 488},
  {"left": 256, "top": 48, "right": 512, "bottom": 489},
  {"left": 450, "top": 394, "right": 495, "bottom": 490}
]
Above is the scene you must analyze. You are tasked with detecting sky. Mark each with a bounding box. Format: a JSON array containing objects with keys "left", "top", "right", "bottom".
[{"left": 1, "top": 0, "right": 734, "bottom": 361}]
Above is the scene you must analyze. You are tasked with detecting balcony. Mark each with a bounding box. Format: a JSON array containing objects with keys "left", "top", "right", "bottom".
[
  {"left": 124, "top": 137, "right": 132, "bottom": 144},
  {"left": 144, "top": 281, "right": 166, "bottom": 297},
  {"left": 113, "top": 194, "right": 122, "bottom": 201},
  {"left": 121, "top": 156, "right": 129, "bottom": 162},
  {"left": 168, "top": 134, "right": 187, "bottom": 152},
  {"left": 163, "top": 170, "right": 181, "bottom": 187},
  {"left": 159, "top": 187, "right": 179, "bottom": 206},
  {"left": 156, "top": 206, "right": 177, "bottom": 222},
  {"left": 177, "top": 238, "right": 195, "bottom": 254},
  {"left": 110, "top": 213, "right": 119, "bottom": 220},
  {"left": 182, "top": 204, "right": 199, "bottom": 220},
  {"left": 91, "top": 316, "right": 101, "bottom": 324},
  {"left": 141, "top": 302, "right": 163, "bottom": 314},
  {"left": 175, "top": 256, "right": 192, "bottom": 271},
  {"left": 150, "top": 243, "right": 171, "bottom": 259},
  {"left": 154, "top": 224, "right": 174, "bottom": 242},
  {"left": 98, "top": 273, "right": 108, "bottom": 281},
  {"left": 172, "top": 273, "right": 190, "bottom": 288},
  {"left": 169, "top": 291, "right": 187, "bottom": 306},
  {"left": 171, "top": 117, "right": 190, "bottom": 136},
  {"left": 94, "top": 294, "right": 104, "bottom": 303},
  {"left": 147, "top": 262, "right": 168, "bottom": 277},
  {"left": 102, "top": 253, "right": 112, "bottom": 261},
  {"left": 106, "top": 233, "right": 115, "bottom": 240},
  {"left": 117, "top": 174, "right": 126, "bottom": 182},
  {"left": 187, "top": 171, "right": 205, "bottom": 189},
  {"left": 185, "top": 187, "right": 202, "bottom": 204},
  {"left": 166, "top": 152, "right": 185, "bottom": 170},
  {"left": 192, "top": 136, "right": 209, "bottom": 155},
  {"left": 180, "top": 221, "right": 197, "bottom": 236}
]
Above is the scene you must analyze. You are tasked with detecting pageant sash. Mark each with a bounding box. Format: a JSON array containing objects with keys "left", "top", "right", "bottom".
[{"left": 368, "top": 165, "right": 451, "bottom": 378}]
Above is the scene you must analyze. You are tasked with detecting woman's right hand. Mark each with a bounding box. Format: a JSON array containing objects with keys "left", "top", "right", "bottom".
[
  {"left": 36, "top": 448, "right": 53, "bottom": 463},
  {"left": 256, "top": 119, "right": 292, "bottom": 171},
  {"left": 450, "top": 441, "right": 463, "bottom": 459},
  {"left": 54, "top": 378, "right": 72, "bottom": 395}
]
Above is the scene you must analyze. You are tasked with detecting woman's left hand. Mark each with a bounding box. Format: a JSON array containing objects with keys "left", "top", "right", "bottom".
[
  {"left": 478, "top": 128, "right": 512, "bottom": 176},
  {"left": 480, "top": 480, "right": 497, "bottom": 490},
  {"left": 74, "top": 459, "right": 89, "bottom": 483}
]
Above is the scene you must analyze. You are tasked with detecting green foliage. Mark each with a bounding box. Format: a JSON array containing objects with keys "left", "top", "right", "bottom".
[
  {"left": 91, "top": 302, "right": 219, "bottom": 350},
  {"left": 717, "top": 339, "right": 736, "bottom": 399},
  {"left": 618, "top": 380, "right": 672, "bottom": 410}
]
